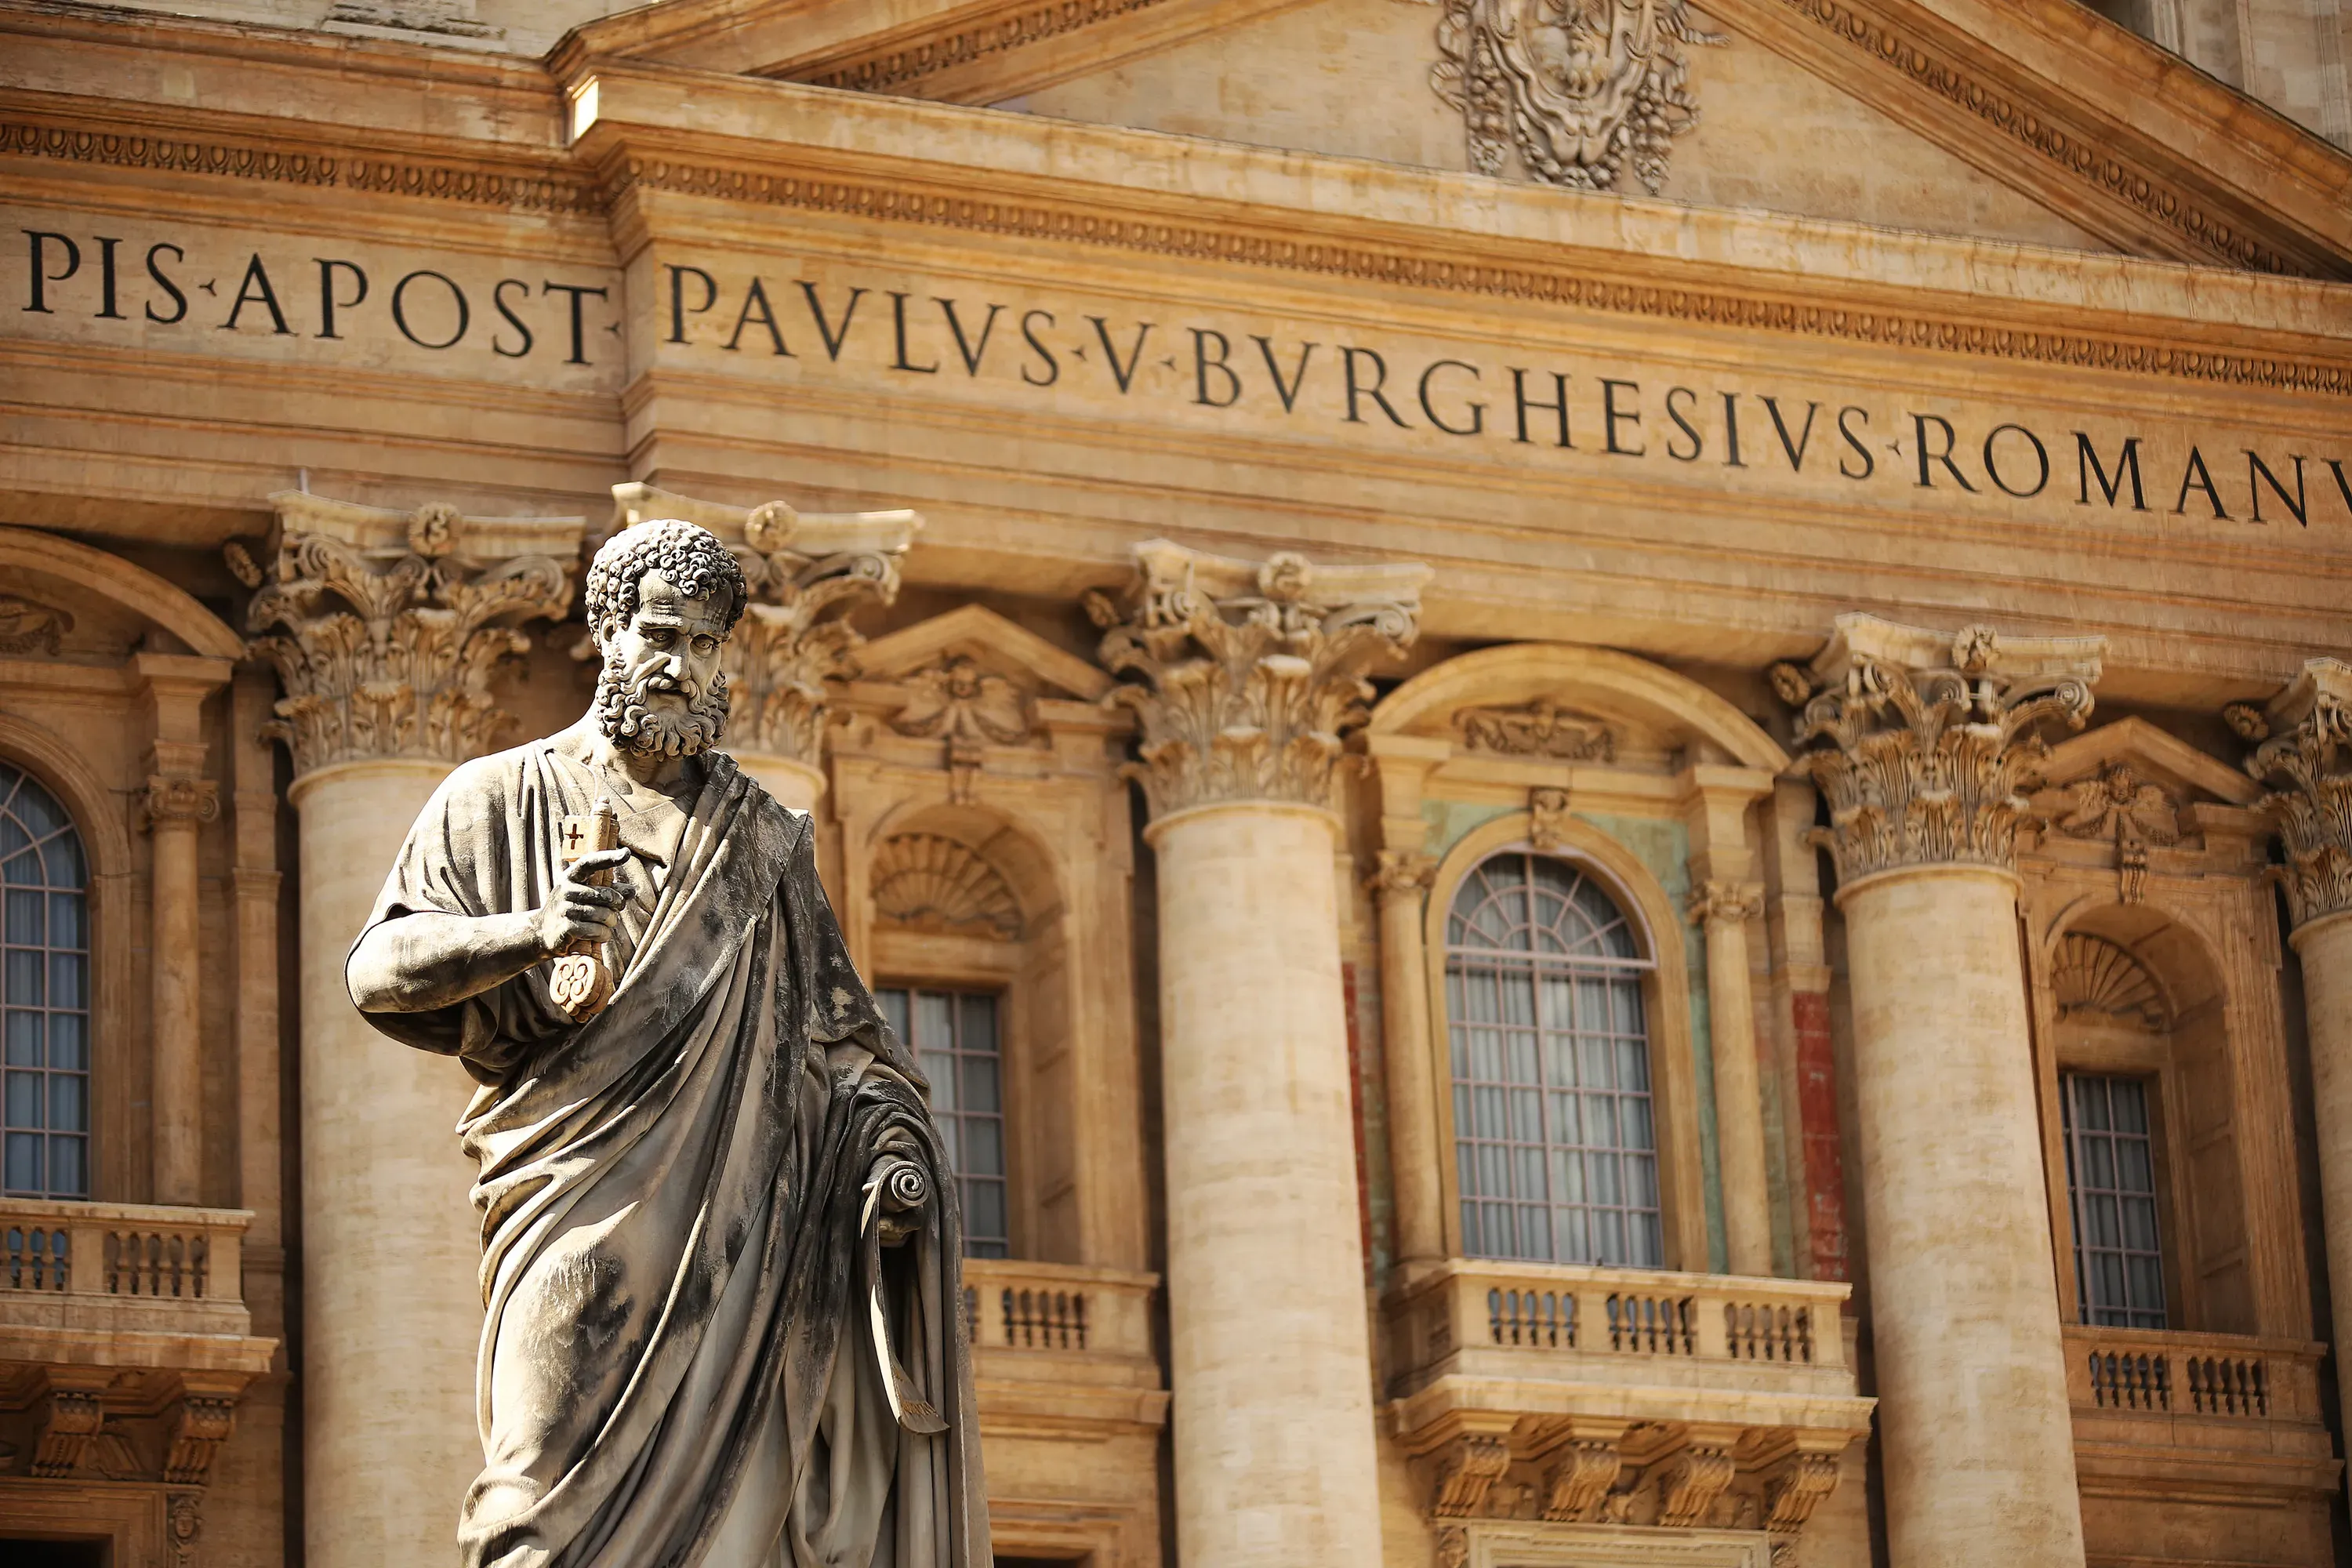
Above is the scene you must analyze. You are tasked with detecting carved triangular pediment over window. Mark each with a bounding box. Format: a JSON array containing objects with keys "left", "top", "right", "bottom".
[
  {"left": 559, "top": 0, "right": 2352, "bottom": 275},
  {"left": 855, "top": 604, "right": 1112, "bottom": 706},
  {"left": 2027, "top": 717, "right": 2266, "bottom": 901}
]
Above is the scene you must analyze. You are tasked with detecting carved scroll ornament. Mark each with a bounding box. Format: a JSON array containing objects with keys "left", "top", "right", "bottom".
[
  {"left": 1772, "top": 616, "right": 2102, "bottom": 884},
  {"left": 1432, "top": 0, "right": 1723, "bottom": 194},
  {"left": 1087, "top": 541, "right": 1428, "bottom": 818},
  {"left": 0, "top": 594, "right": 74, "bottom": 655},
  {"left": 1459, "top": 699, "right": 1613, "bottom": 760},
  {"left": 239, "top": 503, "right": 573, "bottom": 775},
  {"left": 2228, "top": 658, "right": 2352, "bottom": 930}
]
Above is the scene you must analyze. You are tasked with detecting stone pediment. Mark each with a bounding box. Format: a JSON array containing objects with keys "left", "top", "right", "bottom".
[
  {"left": 855, "top": 603, "right": 1112, "bottom": 705},
  {"left": 558, "top": 0, "right": 2352, "bottom": 277},
  {"left": 2035, "top": 716, "right": 2261, "bottom": 811}
]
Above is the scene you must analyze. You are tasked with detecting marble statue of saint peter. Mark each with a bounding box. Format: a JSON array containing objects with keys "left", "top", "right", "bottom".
[{"left": 347, "top": 519, "right": 989, "bottom": 1568}]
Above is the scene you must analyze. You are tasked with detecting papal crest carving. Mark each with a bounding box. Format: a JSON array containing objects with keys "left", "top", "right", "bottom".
[{"left": 1432, "top": 0, "right": 1723, "bottom": 194}]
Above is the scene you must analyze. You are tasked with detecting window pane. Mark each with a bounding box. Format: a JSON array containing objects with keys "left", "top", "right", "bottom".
[
  {"left": 1448, "top": 854, "right": 1658, "bottom": 1267},
  {"left": 902, "top": 986, "right": 1009, "bottom": 1258},
  {"left": 2064, "top": 1071, "right": 2166, "bottom": 1329}
]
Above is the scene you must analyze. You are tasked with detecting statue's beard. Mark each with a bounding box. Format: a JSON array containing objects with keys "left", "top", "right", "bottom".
[{"left": 595, "top": 663, "right": 730, "bottom": 758}]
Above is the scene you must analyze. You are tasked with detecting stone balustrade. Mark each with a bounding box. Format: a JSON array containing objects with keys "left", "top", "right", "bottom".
[
  {"left": 958, "top": 1258, "right": 1165, "bottom": 1432},
  {"left": 2063, "top": 1325, "right": 2339, "bottom": 1557},
  {"left": 1385, "top": 1260, "right": 1871, "bottom": 1542},
  {"left": 0, "top": 1200, "right": 266, "bottom": 1356}
]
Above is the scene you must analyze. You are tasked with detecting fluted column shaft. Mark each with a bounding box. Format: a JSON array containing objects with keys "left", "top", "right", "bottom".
[
  {"left": 1777, "top": 615, "right": 2100, "bottom": 1568},
  {"left": 1094, "top": 540, "right": 1427, "bottom": 1568},
  {"left": 242, "top": 494, "right": 575, "bottom": 1568},
  {"left": 2232, "top": 659, "right": 2352, "bottom": 1430}
]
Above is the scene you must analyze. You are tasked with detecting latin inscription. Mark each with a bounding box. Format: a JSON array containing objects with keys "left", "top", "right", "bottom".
[{"left": 12, "top": 219, "right": 2350, "bottom": 528}]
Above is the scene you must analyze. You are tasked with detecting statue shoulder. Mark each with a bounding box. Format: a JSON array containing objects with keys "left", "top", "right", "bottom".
[
  {"left": 712, "top": 752, "right": 813, "bottom": 842},
  {"left": 412, "top": 739, "right": 551, "bottom": 826}
]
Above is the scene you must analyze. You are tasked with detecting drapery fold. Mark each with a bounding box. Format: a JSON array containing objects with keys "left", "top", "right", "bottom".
[{"left": 354, "top": 735, "right": 989, "bottom": 1568}]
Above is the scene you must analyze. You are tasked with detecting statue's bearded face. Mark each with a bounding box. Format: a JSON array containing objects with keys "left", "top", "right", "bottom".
[{"left": 595, "top": 569, "right": 732, "bottom": 757}]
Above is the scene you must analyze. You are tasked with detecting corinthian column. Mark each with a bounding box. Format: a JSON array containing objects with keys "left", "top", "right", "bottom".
[
  {"left": 1773, "top": 616, "right": 2100, "bottom": 1568},
  {"left": 2228, "top": 659, "right": 2352, "bottom": 1431},
  {"left": 238, "top": 494, "right": 576, "bottom": 1568},
  {"left": 609, "top": 484, "right": 918, "bottom": 812},
  {"left": 1091, "top": 540, "right": 1428, "bottom": 1568}
]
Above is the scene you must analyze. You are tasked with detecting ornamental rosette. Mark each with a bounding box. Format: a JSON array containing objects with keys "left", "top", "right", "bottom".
[
  {"left": 240, "top": 495, "right": 576, "bottom": 775},
  {"left": 610, "top": 485, "right": 920, "bottom": 765},
  {"left": 1771, "top": 615, "right": 2103, "bottom": 885},
  {"left": 1087, "top": 539, "right": 1429, "bottom": 820},
  {"left": 2227, "top": 658, "right": 2352, "bottom": 929}
]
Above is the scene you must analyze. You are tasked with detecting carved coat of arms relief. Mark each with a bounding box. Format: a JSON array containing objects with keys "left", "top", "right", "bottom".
[{"left": 1432, "top": 0, "right": 1723, "bottom": 195}]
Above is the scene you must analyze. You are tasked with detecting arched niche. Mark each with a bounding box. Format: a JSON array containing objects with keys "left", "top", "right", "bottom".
[
  {"left": 0, "top": 526, "right": 241, "bottom": 660},
  {"left": 1423, "top": 807, "right": 1710, "bottom": 1273},
  {"left": 858, "top": 799, "right": 1082, "bottom": 1264},
  {"left": 2042, "top": 903, "right": 2252, "bottom": 1334}
]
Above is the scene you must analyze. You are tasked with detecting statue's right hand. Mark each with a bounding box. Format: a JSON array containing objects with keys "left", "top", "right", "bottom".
[{"left": 532, "top": 848, "right": 633, "bottom": 954}]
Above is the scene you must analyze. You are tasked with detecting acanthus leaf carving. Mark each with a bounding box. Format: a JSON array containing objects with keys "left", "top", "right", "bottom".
[
  {"left": 1540, "top": 1437, "right": 1621, "bottom": 1521},
  {"left": 1432, "top": 0, "right": 1725, "bottom": 195},
  {"left": 1367, "top": 849, "right": 1439, "bottom": 899},
  {"left": 1686, "top": 878, "right": 1764, "bottom": 928},
  {"left": 141, "top": 775, "right": 222, "bottom": 829},
  {"left": 1427, "top": 1432, "right": 1512, "bottom": 1519},
  {"left": 241, "top": 501, "right": 574, "bottom": 776},
  {"left": 1654, "top": 1444, "right": 1737, "bottom": 1528},
  {"left": 1762, "top": 1450, "right": 1842, "bottom": 1534},
  {"left": 1774, "top": 617, "right": 2102, "bottom": 884},
  {"left": 164, "top": 1396, "right": 238, "bottom": 1486},
  {"left": 2233, "top": 659, "right": 2352, "bottom": 930},
  {"left": 32, "top": 1388, "right": 103, "bottom": 1477},
  {"left": 1458, "top": 699, "right": 1614, "bottom": 761},
  {"left": 1091, "top": 541, "right": 1427, "bottom": 819},
  {"left": 2053, "top": 761, "right": 2180, "bottom": 904}
]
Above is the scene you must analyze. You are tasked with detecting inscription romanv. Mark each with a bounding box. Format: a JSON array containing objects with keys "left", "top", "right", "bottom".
[{"left": 16, "top": 223, "right": 2350, "bottom": 527}]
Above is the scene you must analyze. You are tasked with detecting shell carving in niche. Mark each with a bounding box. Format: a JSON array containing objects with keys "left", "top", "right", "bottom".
[
  {"left": 872, "top": 833, "right": 1022, "bottom": 940},
  {"left": 2052, "top": 933, "right": 2168, "bottom": 1029}
]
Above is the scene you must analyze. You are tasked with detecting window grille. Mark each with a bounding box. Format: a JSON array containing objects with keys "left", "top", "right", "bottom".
[
  {"left": 879, "top": 986, "right": 1008, "bottom": 1258},
  {"left": 2063, "top": 1072, "right": 2167, "bottom": 1329},
  {"left": 1446, "top": 852, "right": 1661, "bottom": 1268},
  {"left": 0, "top": 765, "right": 90, "bottom": 1200}
]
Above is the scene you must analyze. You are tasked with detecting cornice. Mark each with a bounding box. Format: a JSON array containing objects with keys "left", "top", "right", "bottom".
[
  {"left": 1719, "top": 0, "right": 2352, "bottom": 279},
  {"left": 588, "top": 137, "right": 2352, "bottom": 400},
  {"left": 0, "top": 103, "right": 598, "bottom": 216}
]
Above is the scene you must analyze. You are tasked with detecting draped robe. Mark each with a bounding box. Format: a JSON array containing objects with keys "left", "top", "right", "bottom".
[{"left": 351, "top": 729, "right": 989, "bottom": 1568}]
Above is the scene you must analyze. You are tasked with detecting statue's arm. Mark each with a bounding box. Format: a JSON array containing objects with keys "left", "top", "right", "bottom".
[{"left": 348, "top": 846, "right": 633, "bottom": 1014}]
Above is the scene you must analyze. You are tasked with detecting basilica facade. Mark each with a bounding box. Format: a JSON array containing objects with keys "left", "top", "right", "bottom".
[{"left": 3, "top": 1, "right": 2352, "bottom": 1565}]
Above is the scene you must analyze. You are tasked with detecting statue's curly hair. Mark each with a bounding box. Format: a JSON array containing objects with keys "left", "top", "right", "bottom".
[{"left": 585, "top": 520, "right": 748, "bottom": 634}]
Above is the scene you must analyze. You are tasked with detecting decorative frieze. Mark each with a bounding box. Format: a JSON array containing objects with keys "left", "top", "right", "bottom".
[
  {"left": 1087, "top": 540, "right": 1428, "bottom": 819},
  {"left": 1457, "top": 699, "right": 1613, "bottom": 761},
  {"left": 610, "top": 484, "right": 920, "bottom": 768},
  {"left": 238, "top": 495, "right": 577, "bottom": 776},
  {"left": 2227, "top": 658, "right": 2352, "bottom": 930},
  {"left": 1772, "top": 615, "right": 2103, "bottom": 884},
  {"left": 1432, "top": 0, "right": 1722, "bottom": 194}
]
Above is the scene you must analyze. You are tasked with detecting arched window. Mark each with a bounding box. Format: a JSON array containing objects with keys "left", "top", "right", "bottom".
[
  {"left": 0, "top": 764, "right": 89, "bottom": 1200},
  {"left": 1446, "top": 851, "right": 1661, "bottom": 1267}
]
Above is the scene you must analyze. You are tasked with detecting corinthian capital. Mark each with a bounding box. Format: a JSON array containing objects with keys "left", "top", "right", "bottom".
[
  {"left": 1771, "top": 615, "right": 2103, "bottom": 885},
  {"left": 609, "top": 483, "right": 920, "bottom": 764},
  {"left": 2227, "top": 658, "right": 2352, "bottom": 930},
  {"left": 238, "top": 494, "right": 579, "bottom": 776},
  {"left": 1087, "top": 539, "right": 1429, "bottom": 819}
]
